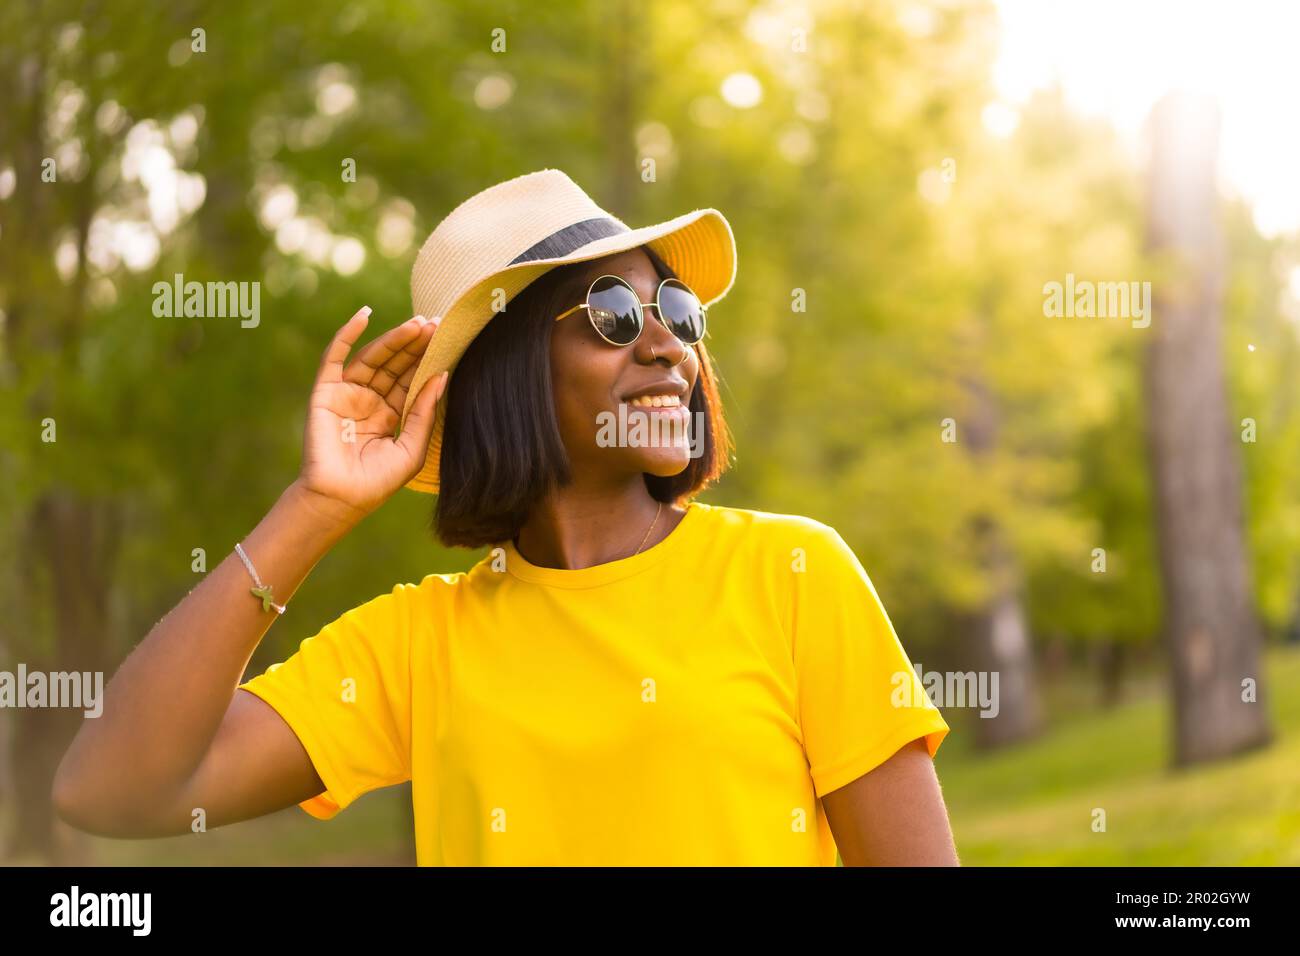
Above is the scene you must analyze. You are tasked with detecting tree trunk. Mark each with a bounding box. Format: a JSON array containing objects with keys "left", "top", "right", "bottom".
[
  {"left": 0, "top": 639, "right": 11, "bottom": 823},
  {"left": 603, "top": 0, "right": 640, "bottom": 216},
  {"left": 5, "top": 493, "right": 118, "bottom": 863},
  {"left": 958, "top": 364, "right": 1041, "bottom": 748},
  {"left": 1143, "top": 92, "right": 1272, "bottom": 765},
  {"left": 1097, "top": 640, "right": 1125, "bottom": 708},
  {"left": 1286, "top": 576, "right": 1300, "bottom": 644},
  {"left": 958, "top": 573, "right": 1041, "bottom": 748},
  {"left": 0, "top": 14, "right": 122, "bottom": 861}
]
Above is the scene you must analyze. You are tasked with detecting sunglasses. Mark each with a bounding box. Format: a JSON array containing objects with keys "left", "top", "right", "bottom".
[{"left": 554, "top": 274, "right": 708, "bottom": 347}]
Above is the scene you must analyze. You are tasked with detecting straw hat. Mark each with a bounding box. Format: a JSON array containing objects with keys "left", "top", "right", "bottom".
[{"left": 400, "top": 168, "right": 737, "bottom": 494}]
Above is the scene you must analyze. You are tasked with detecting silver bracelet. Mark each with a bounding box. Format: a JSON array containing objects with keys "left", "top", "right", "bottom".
[{"left": 234, "top": 542, "right": 286, "bottom": 615}]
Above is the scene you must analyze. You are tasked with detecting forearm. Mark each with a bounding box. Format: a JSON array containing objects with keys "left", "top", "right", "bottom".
[
  {"left": 54, "top": 305, "right": 444, "bottom": 830},
  {"left": 54, "top": 480, "right": 359, "bottom": 816}
]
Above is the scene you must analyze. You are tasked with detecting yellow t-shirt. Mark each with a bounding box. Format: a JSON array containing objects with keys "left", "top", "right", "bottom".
[{"left": 238, "top": 500, "right": 949, "bottom": 865}]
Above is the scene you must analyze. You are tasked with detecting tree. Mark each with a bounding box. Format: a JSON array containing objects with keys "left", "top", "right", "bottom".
[{"left": 1143, "top": 92, "right": 1272, "bottom": 765}]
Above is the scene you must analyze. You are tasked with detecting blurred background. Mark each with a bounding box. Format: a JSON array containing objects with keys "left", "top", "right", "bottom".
[{"left": 1, "top": 0, "right": 1297, "bottom": 866}]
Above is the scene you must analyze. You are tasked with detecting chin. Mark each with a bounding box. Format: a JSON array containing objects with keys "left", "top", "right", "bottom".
[{"left": 636, "top": 450, "right": 693, "bottom": 477}]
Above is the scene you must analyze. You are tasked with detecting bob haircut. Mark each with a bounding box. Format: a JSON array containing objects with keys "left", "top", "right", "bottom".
[{"left": 433, "top": 244, "right": 733, "bottom": 549}]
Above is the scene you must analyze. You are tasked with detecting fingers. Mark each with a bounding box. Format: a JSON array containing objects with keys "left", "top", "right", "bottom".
[
  {"left": 369, "top": 318, "right": 438, "bottom": 397},
  {"left": 379, "top": 320, "right": 441, "bottom": 414},
  {"left": 396, "top": 370, "right": 449, "bottom": 461},
  {"left": 317, "top": 306, "right": 372, "bottom": 384},
  {"left": 382, "top": 356, "right": 422, "bottom": 417},
  {"left": 343, "top": 314, "right": 430, "bottom": 388}
]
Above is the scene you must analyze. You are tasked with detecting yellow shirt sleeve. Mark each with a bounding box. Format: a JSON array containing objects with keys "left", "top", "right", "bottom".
[
  {"left": 790, "top": 522, "right": 950, "bottom": 798},
  {"left": 238, "top": 584, "right": 415, "bottom": 819}
]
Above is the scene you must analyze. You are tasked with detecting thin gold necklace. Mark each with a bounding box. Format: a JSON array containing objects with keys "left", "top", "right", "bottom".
[
  {"left": 634, "top": 501, "right": 664, "bottom": 555},
  {"left": 512, "top": 501, "right": 664, "bottom": 562}
]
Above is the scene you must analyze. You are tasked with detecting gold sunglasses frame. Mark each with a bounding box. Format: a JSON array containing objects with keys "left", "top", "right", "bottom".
[{"left": 553, "top": 274, "right": 708, "bottom": 347}]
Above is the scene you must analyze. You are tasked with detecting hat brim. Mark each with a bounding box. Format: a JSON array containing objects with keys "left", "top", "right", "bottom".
[{"left": 399, "top": 207, "right": 737, "bottom": 495}]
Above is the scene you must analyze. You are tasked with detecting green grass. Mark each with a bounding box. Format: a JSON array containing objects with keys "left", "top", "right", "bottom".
[{"left": 936, "top": 644, "right": 1300, "bottom": 865}]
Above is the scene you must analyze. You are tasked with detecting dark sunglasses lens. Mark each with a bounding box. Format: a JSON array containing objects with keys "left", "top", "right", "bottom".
[
  {"left": 586, "top": 276, "right": 642, "bottom": 345},
  {"left": 657, "top": 279, "right": 705, "bottom": 343}
]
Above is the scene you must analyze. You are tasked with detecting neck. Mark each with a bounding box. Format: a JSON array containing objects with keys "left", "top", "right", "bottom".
[{"left": 513, "top": 477, "right": 680, "bottom": 570}]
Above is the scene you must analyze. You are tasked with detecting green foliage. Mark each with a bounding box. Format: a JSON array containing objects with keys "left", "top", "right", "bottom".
[{"left": 1, "top": 0, "right": 1296, "bottom": 713}]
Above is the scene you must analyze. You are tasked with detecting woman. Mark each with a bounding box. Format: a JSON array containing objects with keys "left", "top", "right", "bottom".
[{"left": 53, "top": 169, "right": 957, "bottom": 866}]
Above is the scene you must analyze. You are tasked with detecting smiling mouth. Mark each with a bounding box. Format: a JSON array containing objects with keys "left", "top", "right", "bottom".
[{"left": 628, "top": 394, "right": 681, "bottom": 408}]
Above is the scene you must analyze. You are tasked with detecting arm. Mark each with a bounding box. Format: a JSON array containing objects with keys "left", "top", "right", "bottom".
[
  {"left": 822, "top": 738, "right": 960, "bottom": 866},
  {"left": 52, "top": 307, "right": 448, "bottom": 838}
]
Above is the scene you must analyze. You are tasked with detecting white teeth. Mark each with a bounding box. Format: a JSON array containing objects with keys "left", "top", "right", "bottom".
[{"left": 628, "top": 394, "right": 680, "bottom": 408}]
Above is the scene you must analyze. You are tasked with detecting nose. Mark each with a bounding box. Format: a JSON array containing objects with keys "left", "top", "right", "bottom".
[{"left": 636, "top": 305, "right": 690, "bottom": 367}]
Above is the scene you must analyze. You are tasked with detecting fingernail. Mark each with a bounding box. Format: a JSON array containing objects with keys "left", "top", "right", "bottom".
[{"left": 359, "top": 306, "right": 372, "bottom": 318}]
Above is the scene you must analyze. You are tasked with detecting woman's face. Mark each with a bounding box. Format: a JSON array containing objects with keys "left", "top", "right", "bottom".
[{"left": 550, "top": 247, "right": 701, "bottom": 485}]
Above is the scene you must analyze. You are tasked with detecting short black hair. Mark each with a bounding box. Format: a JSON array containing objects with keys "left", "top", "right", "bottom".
[{"left": 433, "top": 245, "right": 732, "bottom": 549}]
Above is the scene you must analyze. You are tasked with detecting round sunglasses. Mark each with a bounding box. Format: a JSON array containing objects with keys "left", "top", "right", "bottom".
[{"left": 553, "top": 274, "right": 707, "bottom": 347}]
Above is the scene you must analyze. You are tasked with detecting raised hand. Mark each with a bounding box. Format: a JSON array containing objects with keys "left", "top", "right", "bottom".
[{"left": 295, "top": 306, "right": 448, "bottom": 525}]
